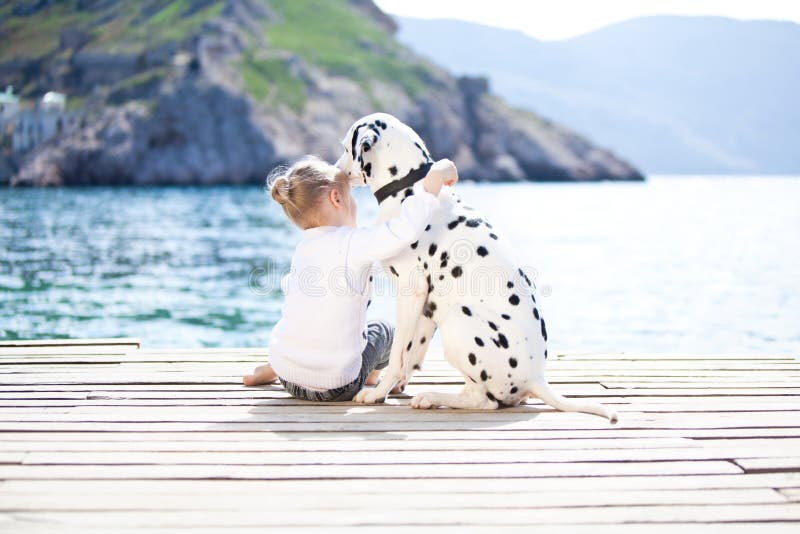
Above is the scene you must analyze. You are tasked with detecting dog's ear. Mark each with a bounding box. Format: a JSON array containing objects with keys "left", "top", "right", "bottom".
[
  {"left": 356, "top": 129, "right": 379, "bottom": 159},
  {"left": 352, "top": 126, "right": 381, "bottom": 184}
]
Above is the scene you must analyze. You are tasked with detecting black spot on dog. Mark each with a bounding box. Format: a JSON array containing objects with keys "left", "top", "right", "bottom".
[
  {"left": 507, "top": 281, "right": 514, "bottom": 289},
  {"left": 351, "top": 123, "right": 366, "bottom": 157},
  {"left": 541, "top": 318, "right": 548, "bottom": 341},
  {"left": 363, "top": 162, "right": 372, "bottom": 176},
  {"left": 366, "top": 299, "right": 371, "bottom": 307},
  {"left": 477, "top": 246, "right": 488, "bottom": 257},
  {"left": 389, "top": 266, "right": 398, "bottom": 277},
  {"left": 462, "top": 306, "right": 472, "bottom": 316},
  {"left": 509, "top": 294, "right": 520, "bottom": 305},
  {"left": 501, "top": 313, "right": 511, "bottom": 320},
  {"left": 519, "top": 268, "right": 532, "bottom": 286},
  {"left": 389, "top": 166, "right": 397, "bottom": 176},
  {"left": 410, "top": 241, "right": 418, "bottom": 250},
  {"left": 486, "top": 392, "right": 496, "bottom": 401},
  {"left": 509, "top": 357, "right": 517, "bottom": 368},
  {"left": 480, "top": 370, "right": 488, "bottom": 381},
  {"left": 423, "top": 261, "right": 428, "bottom": 269},
  {"left": 544, "top": 349, "right": 548, "bottom": 359},
  {"left": 362, "top": 331, "right": 367, "bottom": 340},
  {"left": 420, "top": 336, "right": 426, "bottom": 344},
  {"left": 533, "top": 307, "right": 539, "bottom": 319},
  {"left": 376, "top": 120, "right": 387, "bottom": 130},
  {"left": 413, "top": 364, "right": 420, "bottom": 370},
  {"left": 369, "top": 275, "right": 373, "bottom": 282},
  {"left": 447, "top": 215, "right": 467, "bottom": 230},
  {"left": 423, "top": 300, "right": 437, "bottom": 318},
  {"left": 497, "top": 333, "right": 508, "bottom": 349},
  {"left": 488, "top": 321, "right": 498, "bottom": 331},
  {"left": 489, "top": 233, "right": 498, "bottom": 240},
  {"left": 428, "top": 243, "right": 437, "bottom": 256},
  {"left": 468, "top": 353, "right": 477, "bottom": 365},
  {"left": 440, "top": 251, "right": 449, "bottom": 268},
  {"left": 404, "top": 188, "right": 413, "bottom": 197},
  {"left": 427, "top": 274, "right": 434, "bottom": 293},
  {"left": 451, "top": 266, "right": 463, "bottom": 278},
  {"left": 406, "top": 341, "right": 412, "bottom": 351},
  {"left": 425, "top": 224, "right": 431, "bottom": 231},
  {"left": 485, "top": 222, "right": 493, "bottom": 229},
  {"left": 465, "top": 218, "right": 483, "bottom": 228},
  {"left": 474, "top": 337, "right": 484, "bottom": 347},
  {"left": 438, "top": 274, "right": 444, "bottom": 281},
  {"left": 510, "top": 386, "right": 518, "bottom": 394}
]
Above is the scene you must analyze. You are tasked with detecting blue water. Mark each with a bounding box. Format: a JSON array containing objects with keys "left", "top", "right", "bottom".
[{"left": 1, "top": 176, "right": 798, "bottom": 355}]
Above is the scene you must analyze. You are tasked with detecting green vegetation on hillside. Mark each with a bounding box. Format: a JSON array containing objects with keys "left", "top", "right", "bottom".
[
  {"left": 0, "top": 0, "right": 223, "bottom": 60},
  {"left": 263, "top": 0, "right": 435, "bottom": 97},
  {"left": 238, "top": 50, "right": 306, "bottom": 112},
  {"left": 1, "top": 0, "right": 439, "bottom": 112}
]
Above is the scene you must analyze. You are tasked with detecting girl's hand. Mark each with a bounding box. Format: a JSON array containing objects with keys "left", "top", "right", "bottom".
[{"left": 423, "top": 159, "right": 459, "bottom": 195}]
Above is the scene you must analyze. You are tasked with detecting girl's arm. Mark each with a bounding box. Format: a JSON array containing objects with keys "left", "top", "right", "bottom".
[{"left": 348, "top": 160, "right": 457, "bottom": 263}]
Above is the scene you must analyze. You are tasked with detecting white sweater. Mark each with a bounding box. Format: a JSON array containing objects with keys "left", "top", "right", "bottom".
[{"left": 268, "top": 181, "right": 441, "bottom": 389}]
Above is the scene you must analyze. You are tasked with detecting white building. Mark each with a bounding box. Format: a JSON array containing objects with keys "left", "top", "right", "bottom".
[
  {"left": 0, "top": 86, "right": 19, "bottom": 120},
  {"left": 0, "top": 90, "right": 79, "bottom": 153}
]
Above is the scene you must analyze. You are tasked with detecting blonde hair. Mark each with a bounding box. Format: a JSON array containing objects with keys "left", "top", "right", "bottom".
[{"left": 267, "top": 156, "right": 349, "bottom": 229}]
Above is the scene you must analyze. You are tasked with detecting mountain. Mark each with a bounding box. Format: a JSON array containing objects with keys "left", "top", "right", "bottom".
[
  {"left": 396, "top": 15, "right": 800, "bottom": 174},
  {"left": 0, "top": 0, "right": 642, "bottom": 186}
]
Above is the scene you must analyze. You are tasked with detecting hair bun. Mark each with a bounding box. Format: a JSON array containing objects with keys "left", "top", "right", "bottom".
[{"left": 269, "top": 174, "right": 290, "bottom": 206}]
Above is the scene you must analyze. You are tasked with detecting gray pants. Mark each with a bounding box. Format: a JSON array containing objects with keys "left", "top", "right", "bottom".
[{"left": 279, "top": 320, "right": 394, "bottom": 402}]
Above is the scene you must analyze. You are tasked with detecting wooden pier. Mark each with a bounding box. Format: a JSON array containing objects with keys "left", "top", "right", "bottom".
[{"left": 1, "top": 338, "right": 799, "bottom": 532}]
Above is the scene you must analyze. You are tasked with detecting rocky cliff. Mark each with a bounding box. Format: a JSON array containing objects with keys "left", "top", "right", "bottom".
[{"left": 0, "top": 0, "right": 643, "bottom": 185}]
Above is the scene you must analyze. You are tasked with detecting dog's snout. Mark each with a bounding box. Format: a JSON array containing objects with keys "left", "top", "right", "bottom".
[{"left": 334, "top": 152, "right": 350, "bottom": 175}]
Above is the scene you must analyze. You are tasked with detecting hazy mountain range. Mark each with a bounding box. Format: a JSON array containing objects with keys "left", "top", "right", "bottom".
[{"left": 396, "top": 15, "right": 800, "bottom": 174}]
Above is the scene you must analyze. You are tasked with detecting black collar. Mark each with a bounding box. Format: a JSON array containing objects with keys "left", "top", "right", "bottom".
[{"left": 373, "top": 162, "right": 433, "bottom": 204}]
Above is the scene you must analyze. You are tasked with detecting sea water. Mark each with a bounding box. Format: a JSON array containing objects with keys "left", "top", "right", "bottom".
[{"left": 1, "top": 176, "right": 798, "bottom": 355}]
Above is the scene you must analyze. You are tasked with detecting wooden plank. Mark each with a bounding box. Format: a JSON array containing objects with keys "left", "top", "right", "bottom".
[
  {"left": 780, "top": 488, "right": 800, "bottom": 502},
  {"left": 735, "top": 457, "right": 800, "bottom": 473},
  {"left": 0, "top": 524, "right": 797, "bottom": 534},
  {"left": 3, "top": 406, "right": 799, "bottom": 426},
  {"left": 3, "top": 473, "right": 799, "bottom": 494},
  {"left": 7, "top": 397, "right": 800, "bottom": 412},
  {"left": 0, "top": 488, "right": 784, "bottom": 511},
  {"left": 0, "top": 338, "right": 141, "bottom": 348},
  {"left": 4, "top": 503, "right": 800, "bottom": 526},
  {"left": 554, "top": 353, "right": 797, "bottom": 361},
  {"left": 0, "top": 422, "right": 800, "bottom": 439},
  {"left": 0, "top": 460, "right": 743, "bottom": 479},
  {"left": 19, "top": 446, "right": 800, "bottom": 465},
  {"left": 0, "top": 436, "right": 696, "bottom": 452},
  {"left": 1, "top": 343, "right": 798, "bottom": 530},
  {"left": 2, "top": 525, "right": 800, "bottom": 534}
]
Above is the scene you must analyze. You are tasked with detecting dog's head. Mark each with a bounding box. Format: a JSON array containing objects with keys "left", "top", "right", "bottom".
[{"left": 335, "top": 113, "right": 433, "bottom": 195}]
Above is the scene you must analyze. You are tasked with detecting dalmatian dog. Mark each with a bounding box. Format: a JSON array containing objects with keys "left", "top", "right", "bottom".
[{"left": 335, "top": 113, "right": 617, "bottom": 422}]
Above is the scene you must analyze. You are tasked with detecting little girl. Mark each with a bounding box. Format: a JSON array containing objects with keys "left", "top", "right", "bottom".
[{"left": 243, "top": 155, "right": 458, "bottom": 401}]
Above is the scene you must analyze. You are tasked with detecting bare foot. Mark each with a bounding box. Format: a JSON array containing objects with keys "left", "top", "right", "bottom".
[{"left": 243, "top": 364, "right": 278, "bottom": 386}]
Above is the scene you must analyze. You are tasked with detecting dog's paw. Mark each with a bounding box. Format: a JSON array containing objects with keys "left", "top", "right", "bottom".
[
  {"left": 353, "top": 387, "right": 386, "bottom": 404},
  {"left": 410, "top": 392, "right": 438, "bottom": 409}
]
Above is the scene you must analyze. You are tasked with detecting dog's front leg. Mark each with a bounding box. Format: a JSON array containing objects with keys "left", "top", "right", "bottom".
[
  {"left": 354, "top": 290, "right": 427, "bottom": 404},
  {"left": 394, "top": 316, "right": 436, "bottom": 393}
]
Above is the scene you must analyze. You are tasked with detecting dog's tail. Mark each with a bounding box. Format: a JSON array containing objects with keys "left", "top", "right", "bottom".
[{"left": 528, "top": 377, "right": 618, "bottom": 423}]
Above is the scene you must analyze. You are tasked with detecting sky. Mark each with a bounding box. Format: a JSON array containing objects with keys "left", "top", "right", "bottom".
[{"left": 374, "top": 0, "right": 800, "bottom": 40}]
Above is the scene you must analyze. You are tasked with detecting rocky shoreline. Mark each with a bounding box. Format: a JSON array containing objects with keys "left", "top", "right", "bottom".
[{"left": 0, "top": 0, "right": 643, "bottom": 186}]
